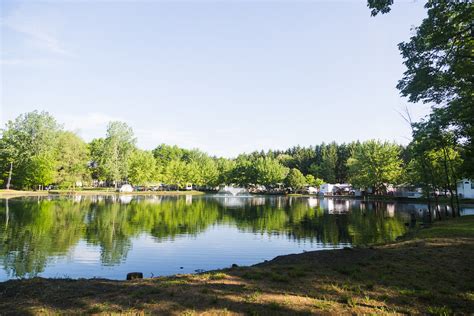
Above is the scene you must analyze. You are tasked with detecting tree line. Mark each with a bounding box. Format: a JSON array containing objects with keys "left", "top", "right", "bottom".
[{"left": 0, "top": 110, "right": 468, "bottom": 199}]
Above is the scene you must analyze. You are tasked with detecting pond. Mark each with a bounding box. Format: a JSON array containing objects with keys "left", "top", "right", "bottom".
[{"left": 0, "top": 195, "right": 469, "bottom": 281}]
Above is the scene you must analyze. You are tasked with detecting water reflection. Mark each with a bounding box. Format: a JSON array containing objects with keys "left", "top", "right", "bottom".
[{"left": 0, "top": 195, "right": 467, "bottom": 280}]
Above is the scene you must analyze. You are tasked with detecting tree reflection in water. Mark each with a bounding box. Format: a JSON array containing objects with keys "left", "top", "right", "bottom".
[{"left": 0, "top": 195, "right": 415, "bottom": 278}]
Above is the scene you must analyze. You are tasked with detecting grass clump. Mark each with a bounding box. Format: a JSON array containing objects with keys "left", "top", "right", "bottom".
[
  {"left": 313, "top": 298, "right": 333, "bottom": 311},
  {"left": 209, "top": 272, "right": 228, "bottom": 280},
  {"left": 245, "top": 291, "right": 262, "bottom": 303},
  {"left": 342, "top": 295, "right": 356, "bottom": 308},
  {"left": 87, "top": 305, "right": 104, "bottom": 314},
  {"left": 270, "top": 272, "right": 290, "bottom": 283},
  {"left": 427, "top": 305, "right": 452, "bottom": 316},
  {"left": 287, "top": 267, "right": 307, "bottom": 278},
  {"left": 268, "top": 301, "right": 284, "bottom": 311},
  {"left": 242, "top": 270, "right": 267, "bottom": 280}
]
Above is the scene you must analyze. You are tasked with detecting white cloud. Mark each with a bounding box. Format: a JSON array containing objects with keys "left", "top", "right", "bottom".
[{"left": 1, "top": 2, "right": 72, "bottom": 57}]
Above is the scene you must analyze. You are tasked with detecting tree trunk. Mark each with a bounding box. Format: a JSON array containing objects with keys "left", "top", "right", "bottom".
[
  {"left": 5, "top": 198, "right": 9, "bottom": 228},
  {"left": 441, "top": 147, "right": 456, "bottom": 217},
  {"left": 427, "top": 162, "right": 441, "bottom": 220},
  {"left": 6, "top": 162, "right": 13, "bottom": 190},
  {"left": 420, "top": 155, "right": 432, "bottom": 223},
  {"left": 453, "top": 184, "right": 461, "bottom": 217},
  {"left": 434, "top": 195, "right": 441, "bottom": 220}
]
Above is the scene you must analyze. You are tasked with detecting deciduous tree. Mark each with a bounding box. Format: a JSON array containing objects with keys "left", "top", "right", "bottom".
[
  {"left": 347, "top": 140, "right": 403, "bottom": 194},
  {"left": 285, "top": 168, "right": 307, "bottom": 191}
]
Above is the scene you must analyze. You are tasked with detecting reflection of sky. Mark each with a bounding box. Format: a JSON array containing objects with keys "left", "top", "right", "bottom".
[
  {"left": 0, "top": 227, "right": 346, "bottom": 280},
  {"left": 461, "top": 207, "right": 474, "bottom": 216},
  {"left": 1, "top": 195, "right": 473, "bottom": 281},
  {"left": 213, "top": 196, "right": 267, "bottom": 208}
]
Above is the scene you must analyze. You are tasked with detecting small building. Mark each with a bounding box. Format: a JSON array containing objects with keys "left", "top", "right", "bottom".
[
  {"left": 302, "top": 186, "right": 318, "bottom": 194},
  {"left": 333, "top": 183, "right": 352, "bottom": 195},
  {"left": 319, "top": 183, "right": 335, "bottom": 196},
  {"left": 393, "top": 186, "right": 423, "bottom": 198},
  {"left": 119, "top": 184, "right": 134, "bottom": 193},
  {"left": 457, "top": 179, "right": 474, "bottom": 199},
  {"left": 351, "top": 187, "right": 375, "bottom": 197}
]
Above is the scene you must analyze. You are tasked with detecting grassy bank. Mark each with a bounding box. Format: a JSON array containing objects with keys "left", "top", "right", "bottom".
[
  {"left": 0, "top": 189, "right": 206, "bottom": 198},
  {"left": 1, "top": 217, "right": 473, "bottom": 315}
]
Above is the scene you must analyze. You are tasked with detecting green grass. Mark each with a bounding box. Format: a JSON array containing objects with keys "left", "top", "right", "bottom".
[
  {"left": 202, "top": 272, "right": 228, "bottom": 280},
  {"left": 409, "top": 215, "right": 474, "bottom": 239}
]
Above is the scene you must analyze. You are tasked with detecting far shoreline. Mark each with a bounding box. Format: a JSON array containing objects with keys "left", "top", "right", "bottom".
[
  {"left": 1, "top": 189, "right": 474, "bottom": 205},
  {"left": 0, "top": 189, "right": 206, "bottom": 198}
]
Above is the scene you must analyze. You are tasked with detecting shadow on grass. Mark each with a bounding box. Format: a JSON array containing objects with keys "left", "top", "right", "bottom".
[{"left": 1, "top": 233, "right": 474, "bottom": 314}]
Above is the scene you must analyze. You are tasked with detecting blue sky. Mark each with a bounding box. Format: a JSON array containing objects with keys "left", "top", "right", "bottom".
[{"left": 1, "top": 0, "right": 431, "bottom": 157}]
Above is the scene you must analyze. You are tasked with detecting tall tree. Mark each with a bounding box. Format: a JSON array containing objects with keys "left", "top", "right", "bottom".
[
  {"left": 320, "top": 143, "right": 337, "bottom": 183},
  {"left": 347, "top": 140, "right": 403, "bottom": 194},
  {"left": 128, "top": 150, "right": 157, "bottom": 187},
  {"left": 0, "top": 111, "right": 61, "bottom": 189},
  {"left": 102, "top": 122, "right": 136, "bottom": 188},
  {"left": 305, "top": 174, "right": 324, "bottom": 188},
  {"left": 253, "top": 157, "right": 289, "bottom": 186},
  {"left": 369, "top": 0, "right": 474, "bottom": 178},
  {"left": 163, "top": 160, "right": 188, "bottom": 189},
  {"left": 55, "top": 131, "right": 90, "bottom": 189},
  {"left": 409, "top": 119, "right": 463, "bottom": 216},
  {"left": 24, "top": 154, "right": 56, "bottom": 189},
  {"left": 285, "top": 168, "right": 307, "bottom": 191},
  {"left": 335, "top": 143, "right": 351, "bottom": 183},
  {"left": 88, "top": 138, "right": 107, "bottom": 182},
  {"left": 216, "top": 158, "right": 235, "bottom": 185},
  {"left": 196, "top": 158, "right": 220, "bottom": 188},
  {"left": 152, "top": 144, "right": 184, "bottom": 167}
]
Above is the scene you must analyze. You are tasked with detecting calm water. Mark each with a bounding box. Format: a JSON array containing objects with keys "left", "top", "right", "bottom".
[{"left": 0, "top": 195, "right": 470, "bottom": 281}]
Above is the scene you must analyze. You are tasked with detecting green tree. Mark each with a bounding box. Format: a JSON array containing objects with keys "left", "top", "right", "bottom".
[
  {"left": 196, "top": 158, "right": 219, "bottom": 187},
  {"left": 216, "top": 158, "right": 235, "bottom": 185},
  {"left": 0, "top": 111, "right": 61, "bottom": 189},
  {"left": 305, "top": 174, "right": 324, "bottom": 188},
  {"left": 25, "top": 154, "right": 56, "bottom": 189},
  {"left": 164, "top": 160, "right": 188, "bottom": 189},
  {"left": 128, "top": 150, "right": 157, "bottom": 186},
  {"left": 88, "top": 138, "right": 107, "bottom": 182},
  {"left": 408, "top": 120, "right": 463, "bottom": 216},
  {"left": 152, "top": 144, "right": 184, "bottom": 167},
  {"left": 253, "top": 157, "right": 288, "bottom": 186},
  {"left": 335, "top": 143, "right": 351, "bottom": 183},
  {"left": 320, "top": 143, "right": 337, "bottom": 183},
  {"left": 347, "top": 140, "right": 403, "bottom": 194},
  {"left": 102, "top": 122, "right": 136, "bottom": 187},
  {"left": 230, "top": 156, "right": 255, "bottom": 186},
  {"left": 285, "top": 168, "right": 307, "bottom": 191},
  {"left": 369, "top": 0, "right": 474, "bottom": 178},
  {"left": 55, "top": 131, "right": 90, "bottom": 189}
]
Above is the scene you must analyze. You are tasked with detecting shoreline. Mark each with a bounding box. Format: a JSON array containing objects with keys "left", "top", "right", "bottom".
[
  {"left": 0, "top": 189, "right": 206, "bottom": 198},
  {"left": 1, "top": 189, "right": 473, "bottom": 205},
  {"left": 0, "top": 216, "right": 473, "bottom": 314}
]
